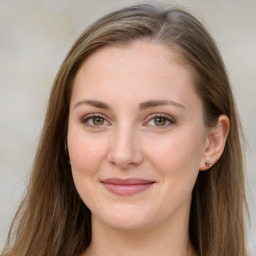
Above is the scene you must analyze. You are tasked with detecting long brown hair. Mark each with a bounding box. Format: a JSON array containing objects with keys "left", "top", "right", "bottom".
[{"left": 2, "top": 4, "right": 248, "bottom": 256}]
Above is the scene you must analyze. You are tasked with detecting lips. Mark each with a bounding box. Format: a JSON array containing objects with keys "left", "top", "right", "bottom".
[{"left": 101, "top": 178, "right": 155, "bottom": 195}]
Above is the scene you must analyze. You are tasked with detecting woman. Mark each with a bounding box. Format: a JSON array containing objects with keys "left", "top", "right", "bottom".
[{"left": 1, "top": 4, "right": 248, "bottom": 256}]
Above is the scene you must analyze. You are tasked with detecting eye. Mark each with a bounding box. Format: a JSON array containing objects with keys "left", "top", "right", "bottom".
[
  {"left": 145, "top": 114, "right": 175, "bottom": 128},
  {"left": 91, "top": 116, "right": 104, "bottom": 125},
  {"left": 153, "top": 117, "right": 168, "bottom": 126},
  {"left": 82, "top": 114, "right": 110, "bottom": 127}
]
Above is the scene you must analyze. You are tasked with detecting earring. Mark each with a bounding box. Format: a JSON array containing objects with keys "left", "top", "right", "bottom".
[
  {"left": 205, "top": 160, "right": 212, "bottom": 168},
  {"left": 65, "top": 141, "right": 71, "bottom": 164},
  {"left": 64, "top": 141, "right": 68, "bottom": 156}
]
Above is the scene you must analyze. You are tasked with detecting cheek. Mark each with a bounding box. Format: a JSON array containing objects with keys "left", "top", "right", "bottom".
[
  {"left": 68, "top": 130, "right": 109, "bottom": 177},
  {"left": 148, "top": 134, "right": 203, "bottom": 171},
  {"left": 67, "top": 132, "right": 109, "bottom": 205},
  {"left": 144, "top": 128, "right": 205, "bottom": 194},
  {"left": 149, "top": 133, "right": 203, "bottom": 206},
  {"left": 68, "top": 129, "right": 108, "bottom": 198}
]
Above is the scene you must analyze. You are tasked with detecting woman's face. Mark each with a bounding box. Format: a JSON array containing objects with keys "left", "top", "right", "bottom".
[{"left": 68, "top": 41, "right": 208, "bottom": 231}]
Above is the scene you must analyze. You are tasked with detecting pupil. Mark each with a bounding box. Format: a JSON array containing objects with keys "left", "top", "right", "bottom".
[{"left": 155, "top": 117, "right": 166, "bottom": 126}]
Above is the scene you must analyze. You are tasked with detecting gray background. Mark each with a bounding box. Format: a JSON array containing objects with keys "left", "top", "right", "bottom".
[{"left": 0, "top": 0, "right": 255, "bottom": 254}]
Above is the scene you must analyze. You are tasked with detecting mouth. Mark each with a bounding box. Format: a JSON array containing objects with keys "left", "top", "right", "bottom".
[{"left": 101, "top": 178, "right": 156, "bottom": 196}]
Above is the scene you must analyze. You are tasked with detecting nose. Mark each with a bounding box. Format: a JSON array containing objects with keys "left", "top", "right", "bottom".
[{"left": 107, "top": 126, "right": 144, "bottom": 169}]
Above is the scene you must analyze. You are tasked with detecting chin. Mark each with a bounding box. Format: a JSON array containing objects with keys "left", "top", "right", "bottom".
[{"left": 93, "top": 205, "right": 155, "bottom": 231}]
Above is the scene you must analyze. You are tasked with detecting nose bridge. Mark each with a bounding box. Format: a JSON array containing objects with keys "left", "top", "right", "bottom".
[{"left": 107, "top": 122, "right": 143, "bottom": 168}]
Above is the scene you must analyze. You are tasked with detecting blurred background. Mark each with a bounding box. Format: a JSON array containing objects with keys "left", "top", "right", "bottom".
[{"left": 0, "top": 0, "right": 255, "bottom": 254}]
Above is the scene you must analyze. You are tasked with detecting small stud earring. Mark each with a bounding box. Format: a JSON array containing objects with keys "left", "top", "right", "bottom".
[
  {"left": 205, "top": 160, "right": 212, "bottom": 168},
  {"left": 64, "top": 141, "right": 71, "bottom": 164},
  {"left": 65, "top": 142, "right": 67, "bottom": 154}
]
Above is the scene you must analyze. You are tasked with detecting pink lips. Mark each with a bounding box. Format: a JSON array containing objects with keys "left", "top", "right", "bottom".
[{"left": 101, "top": 178, "right": 155, "bottom": 195}]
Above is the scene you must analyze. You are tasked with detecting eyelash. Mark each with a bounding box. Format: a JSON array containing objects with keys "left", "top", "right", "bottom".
[
  {"left": 81, "top": 113, "right": 175, "bottom": 128},
  {"left": 81, "top": 113, "right": 111, "bottom": 128},
  {"left": 144, "top": 113, "right": 175, "bottom": 128}
]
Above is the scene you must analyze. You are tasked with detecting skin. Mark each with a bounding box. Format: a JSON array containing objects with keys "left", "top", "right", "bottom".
[{"left": 68, "top": 41, "right": 229, "bottom": 256}]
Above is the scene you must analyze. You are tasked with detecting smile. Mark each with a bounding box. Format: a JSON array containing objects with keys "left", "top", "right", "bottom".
[{"left": 101, "top": 178, "right": 155, "bottom": 196}]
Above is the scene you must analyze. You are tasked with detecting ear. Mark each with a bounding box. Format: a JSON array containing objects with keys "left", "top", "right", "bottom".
[{"left": 200, "top": 115, "right": 230, "bottom": 171}]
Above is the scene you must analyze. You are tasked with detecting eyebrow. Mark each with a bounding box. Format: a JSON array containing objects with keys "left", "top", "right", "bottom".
[
  {"left": 73, "top": 99, "right": 185, "bottom": 110},
  {"left": 139, "top": 100, "right": 185, "bottom": 110},
  {"left": 74, "top": 100, "right": 111, "bottom": 110}
]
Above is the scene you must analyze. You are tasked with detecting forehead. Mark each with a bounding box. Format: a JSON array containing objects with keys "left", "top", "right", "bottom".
[
  {"left": 79, "top": 40, "right": 190, "bottom": 77},
  {"left": 71, "top": 41, "right": 201, "bottom": 112}
]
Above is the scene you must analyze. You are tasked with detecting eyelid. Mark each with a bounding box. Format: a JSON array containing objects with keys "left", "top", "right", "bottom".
[
  {"left": 81, "top": 113, "right": 111, "bottom": 127},
  {"left": 143, "top": 113, "right": 176, "bottom": 127},
  {"left": 80, "top": 112, "right": 175, "bottom": 128}
]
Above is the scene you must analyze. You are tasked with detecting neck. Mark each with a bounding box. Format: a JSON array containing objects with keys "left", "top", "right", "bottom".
[{"left": 83, "top": 213, "right": 196, "bottom": 256}]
